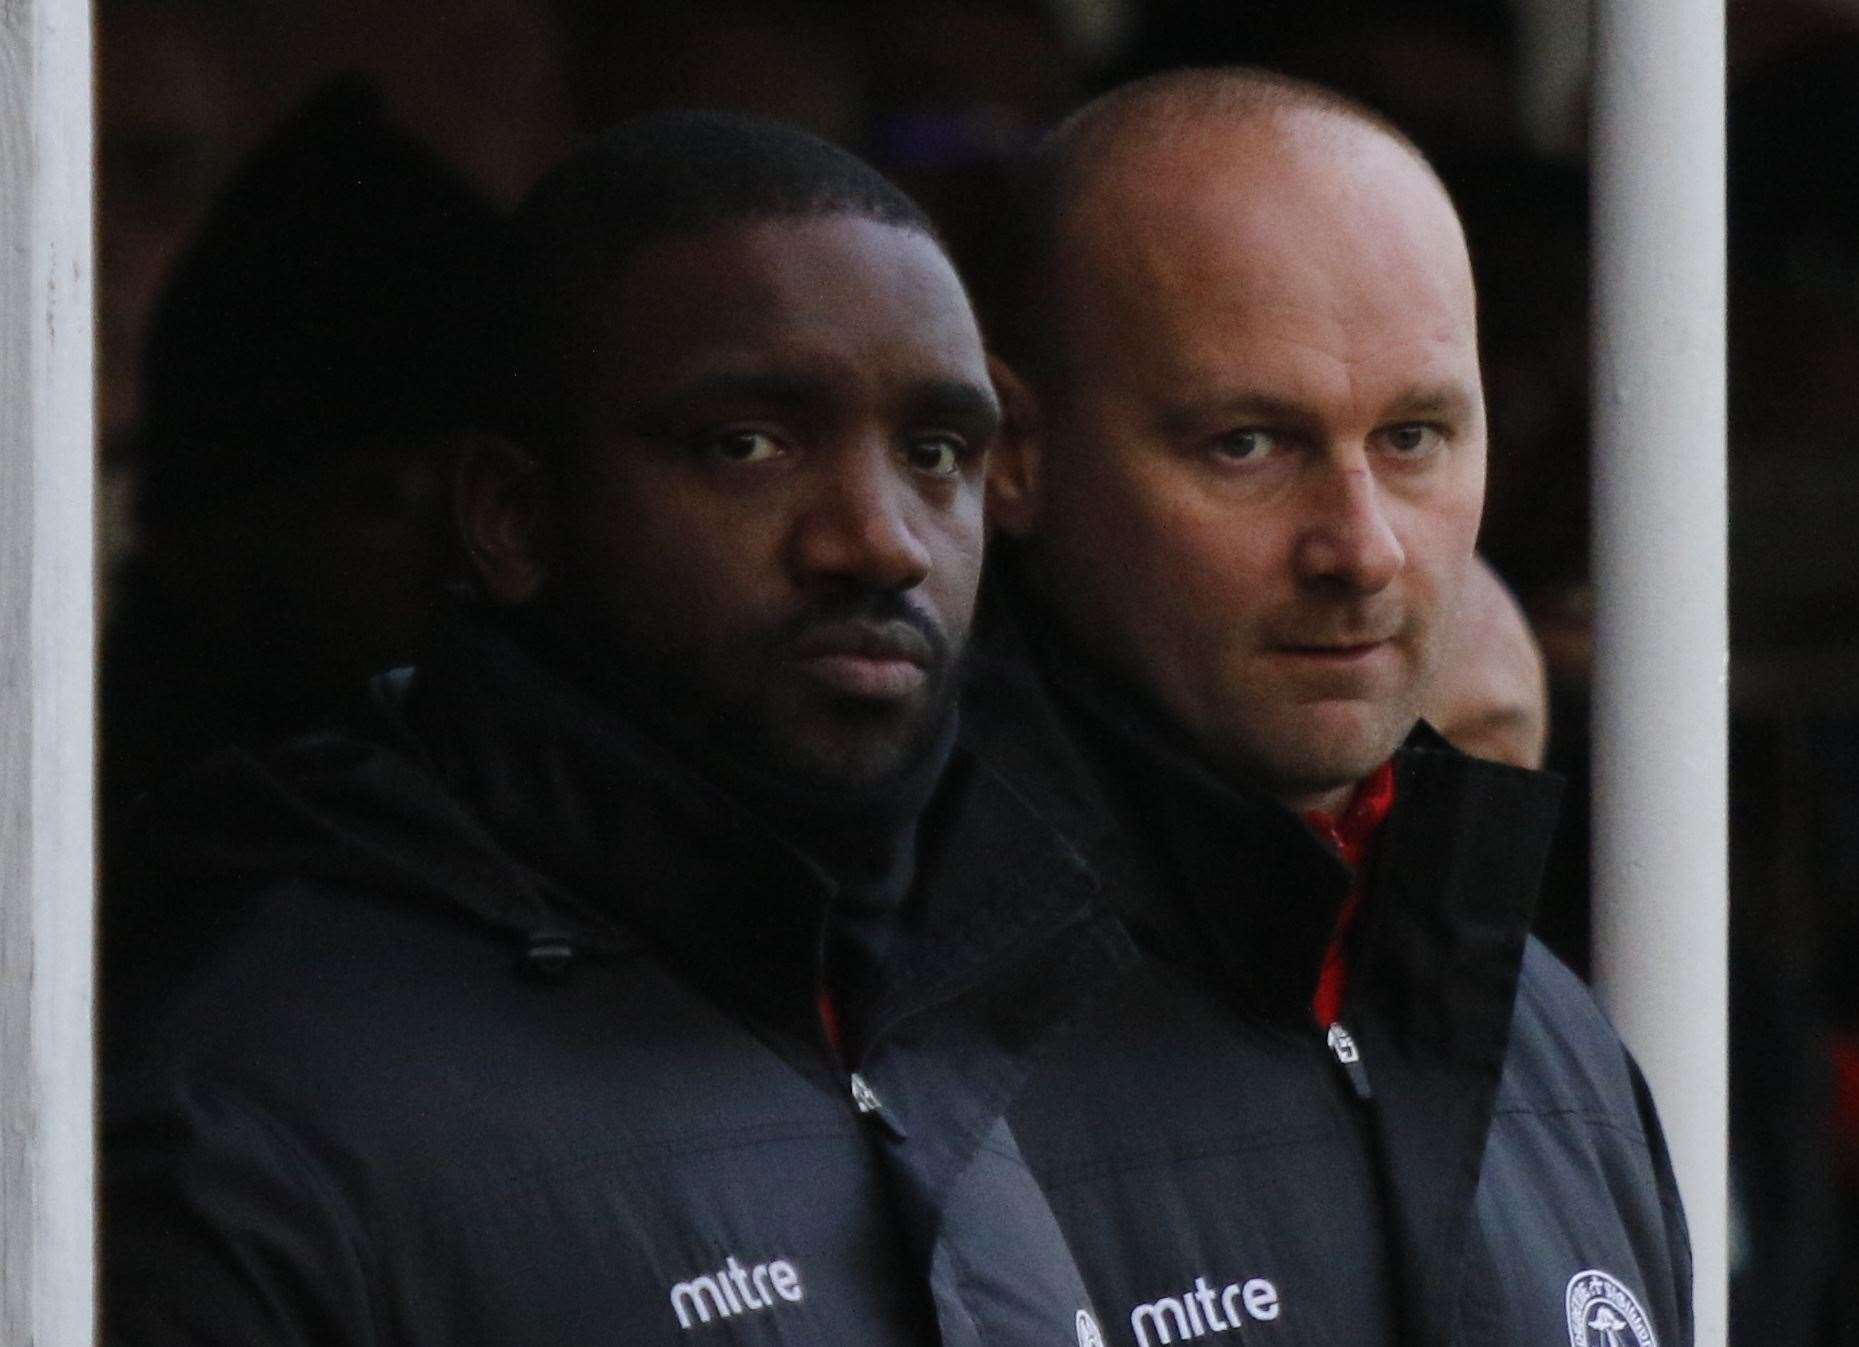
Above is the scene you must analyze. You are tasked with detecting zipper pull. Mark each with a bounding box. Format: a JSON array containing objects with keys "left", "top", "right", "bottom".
[
  {"left": 1326, "top": 1022, "right": 1374, "bottom": 1101},
  {"left": 848, "top": 1071, "right": 908, "bottom": 1140},
  {"left": 850, "top": 1072, "right": 882, "bottom": 1115}
]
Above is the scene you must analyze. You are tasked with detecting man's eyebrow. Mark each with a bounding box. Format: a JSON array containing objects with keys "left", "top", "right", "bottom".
[
  {"left": 906, "top": 378, "right": 1003, "bottom": 432},
  {"left": 631, "top": 370, "right": 835, "bottom": 421},
  {"left": 1154, "top": 392, "right": 1317, "bottom": 437},
  {"left": 1154, "top": 384, "right": 1478, "bottom": 437},
  {"left": 1384, "top": 384, "right": 1478, "bottom": 420},
  {"left": 628, "top": 372, "right": 1001, "bottom": 434}
]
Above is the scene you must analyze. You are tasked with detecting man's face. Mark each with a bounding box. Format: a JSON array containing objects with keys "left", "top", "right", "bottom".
[
  {"left": 1009, "top": 115, "right": 1486, "bottom": 811},
  {"left": 542, "top": 215, "right": 997, "bottom": 785}
]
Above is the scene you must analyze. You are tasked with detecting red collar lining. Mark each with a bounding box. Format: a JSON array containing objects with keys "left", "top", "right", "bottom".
[{"left": 1306, "top": 761, "right": 1396, "bottom": 1026}]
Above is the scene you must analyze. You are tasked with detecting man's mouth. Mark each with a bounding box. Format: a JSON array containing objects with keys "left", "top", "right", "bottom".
[
  {"left": 784, "top": 621, "right": 936, "bottom": 701},
  {"left": 1265, "top": 627, "right": 1408, "bottom": 681},
  {"left": 1275, "top": 640, "right": 1391, "bottom": 662}
]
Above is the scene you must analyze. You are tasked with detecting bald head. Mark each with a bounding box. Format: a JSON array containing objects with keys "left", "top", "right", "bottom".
[
  {"left": 1042, "top": 65, "right": 1430, "bottom": 188},
  {"left": 993, "top": 67, "right": 1454, "bottom": 382}
]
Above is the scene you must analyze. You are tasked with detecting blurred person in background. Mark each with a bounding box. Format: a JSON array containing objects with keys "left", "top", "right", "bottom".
[
  {"left": 224, "top": 0, "right": 574, "bottom": 205},
  {"left": 96, "top": 0, "right": 573, "bottom": 581},
  {"left": 97, "top": 0, "right": 248, "bottom": 575},
  {"left": 1421, "top": 555, "right": 1550, "bottom": 772},
  {"left": 100, "top": 82, "right": 501, "bottom": 866}
]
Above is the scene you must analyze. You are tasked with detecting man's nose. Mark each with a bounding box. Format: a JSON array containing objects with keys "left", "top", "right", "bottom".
[
  {"left": 789, "top": 448, "right": 933, "bottom": 591},
  {"left": 1292, "top": 457, "right": 1405, "bottom": 593}
]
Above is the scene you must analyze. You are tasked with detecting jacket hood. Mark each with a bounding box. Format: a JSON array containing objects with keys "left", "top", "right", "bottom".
[
  {"left": 114, "top": 605, "right": 894, "bottom": 968},
  {"left": 971, "top": 559, "right": 1566, "bottom": 1017},
  {"left": 112, "top": 605, "right": 1125, "bottom": 1045},
  {"left": 108, "top": 659, "right": 608, "bottom": 991}
]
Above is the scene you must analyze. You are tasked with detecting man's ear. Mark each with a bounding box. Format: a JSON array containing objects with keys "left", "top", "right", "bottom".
[
  {"left": 453, "top": 432, "right": 552, "bottom": 605},
  {"left": 987, "top": 354, "right": 1042, "bottom": 538}
]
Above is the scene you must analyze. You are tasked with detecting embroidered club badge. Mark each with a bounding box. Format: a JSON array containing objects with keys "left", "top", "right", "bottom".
[{"left": 1566, "top": 1269, "right": 1657, "bottom": 1347}]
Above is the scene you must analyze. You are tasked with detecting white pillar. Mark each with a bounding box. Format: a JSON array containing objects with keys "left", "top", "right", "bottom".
[
  {"left": 1, "top": 0, "right": 98, "bottom": 1343},
  {"left": 1588, "top": 0, "right": 1728, "bottom": 1341}
]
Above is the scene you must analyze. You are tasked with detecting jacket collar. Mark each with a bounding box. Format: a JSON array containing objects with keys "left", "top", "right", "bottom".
[
  {"left": 1351, "top": 735, "right": 1563, "bottom": 1346},
  {"left": 404, "top": 609, "right": 1139, "bottom": 1259},
  {"left": 854, "top": 740, "right": 1137, "bottom": 1251},
  {"left": 968, "top": 583, "right": 1356, "bottom": 1019},
  {"left": 1085, "top": 684, "right": 1564, "bottom": 1042},
  {"left": 974, "top": 568, "right": 1563, "bottom": 1029},
  {"left": 404, "top": 608, "right": 1129, "bottom": 1060},
  {"left": 402, "top": 610, "right": 838, "bottom": 1027}
]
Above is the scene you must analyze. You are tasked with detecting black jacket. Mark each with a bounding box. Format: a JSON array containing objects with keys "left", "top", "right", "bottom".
[
  {"left": 968, "top": 604, "right": 1694, "bottom": 1347},
  {"left": 103, "top": 613, "right": 1133, "bottom": 1345}
]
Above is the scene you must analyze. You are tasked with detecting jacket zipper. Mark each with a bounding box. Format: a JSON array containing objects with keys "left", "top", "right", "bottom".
[
  {"left": 1326, "top": 1021, "right": 1373, "bottom": 1100},
  {"left": 1327, "top": 1019, "right": 1421, "bottom": 1337},
  {"left": 846, "top": 1069, "right": 906, "bottom": 1139},
  {"left": 820, "top": 983, "right": 907, "bottom": 1139}
]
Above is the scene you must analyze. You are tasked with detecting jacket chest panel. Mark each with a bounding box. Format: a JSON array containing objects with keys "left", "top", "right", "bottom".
[
  {"left": 235, "top": 948, "right": 936, "bottom": 1345},
  {"left": 376, "top": 1127, "right": 937, "bottom": 1346},
  {"left": 1015, "top": 979, "right": 1399, "bottom": 1347},
  {"left": 1455, "top": 1111, "right": 1677, "bottom": 1347},
  {"left": 332, "top": 957, "right": 1098, "bottom": 1346},
  {"left": 338, "top": 962, "right": 859, "bottom": 1177},
  {"left": 332, "top": 1002, "right": 923, "bottom": 1344},
  {"left": 1447, "top": 948, "right": 1686, "bottom": 1347},
  {"left": 1034, "top": 1149, "right": 1398, "bottom": 1347},
  {"left": 930, "top": 1124, "right": 1110, "bottom": 1347}
]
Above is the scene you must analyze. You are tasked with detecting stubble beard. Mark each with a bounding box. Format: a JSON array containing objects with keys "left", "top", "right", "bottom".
[{"left": 734, "top": 650, "right": 964, "bottom": 791}]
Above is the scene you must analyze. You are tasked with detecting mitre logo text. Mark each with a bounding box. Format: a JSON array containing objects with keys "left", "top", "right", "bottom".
[
  {"left": 1128, "top": 1275, "right": 1281, "bottom": 1345},
  {"left": 669, "top": 1255, "right": 804, "bottom": 1330}
]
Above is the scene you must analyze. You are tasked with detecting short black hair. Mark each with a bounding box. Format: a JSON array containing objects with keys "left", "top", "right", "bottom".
[
  {"left": 985, "top": 66, "right": 1438, "bottom": 384},
  {"left": 494, "top": 110, "right": 942, "bottom": 453}
]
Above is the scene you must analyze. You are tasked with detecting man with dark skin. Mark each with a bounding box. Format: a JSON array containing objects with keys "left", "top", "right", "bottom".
[
  {"left": 977, "top": 69, "right": 1692, "bottom": 1346},
  {"left": 103, "top": 112, "right": 1126, "bottom": 1344},
  {"left": 462, "top": 182, "right": 989, "bottom": 787}
]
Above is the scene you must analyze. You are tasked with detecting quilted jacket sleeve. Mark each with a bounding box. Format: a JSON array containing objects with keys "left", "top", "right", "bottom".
[{"left": 104, "top": 1073, "right": 379, "bottom": 1346}]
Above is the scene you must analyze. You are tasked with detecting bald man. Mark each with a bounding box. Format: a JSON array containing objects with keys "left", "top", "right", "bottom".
[
  {"left": 970, "top": 69, "right": 1692, "bottom": 1346},
  {"left": 1426, "top": 555, "right": 1550, "bottom": 770}
]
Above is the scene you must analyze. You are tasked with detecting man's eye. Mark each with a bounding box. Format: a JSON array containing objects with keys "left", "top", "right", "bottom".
[
  {"left": 1381, "top": 424, "right": 1443, "bottom": 457},
  {"left": 1209, "top": 429, "right": 1278, "bottom": 463},
  {"left": 905, "top": 435, "right": 968, "bottom": 479},
  {"left": 701, "top": 430, "right": 785, "bottom": 464}
]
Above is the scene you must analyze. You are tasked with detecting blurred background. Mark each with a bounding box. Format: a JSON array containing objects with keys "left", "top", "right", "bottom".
[{"left": 94, "top": 0, "right": 1859, "bottom": 1339}]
